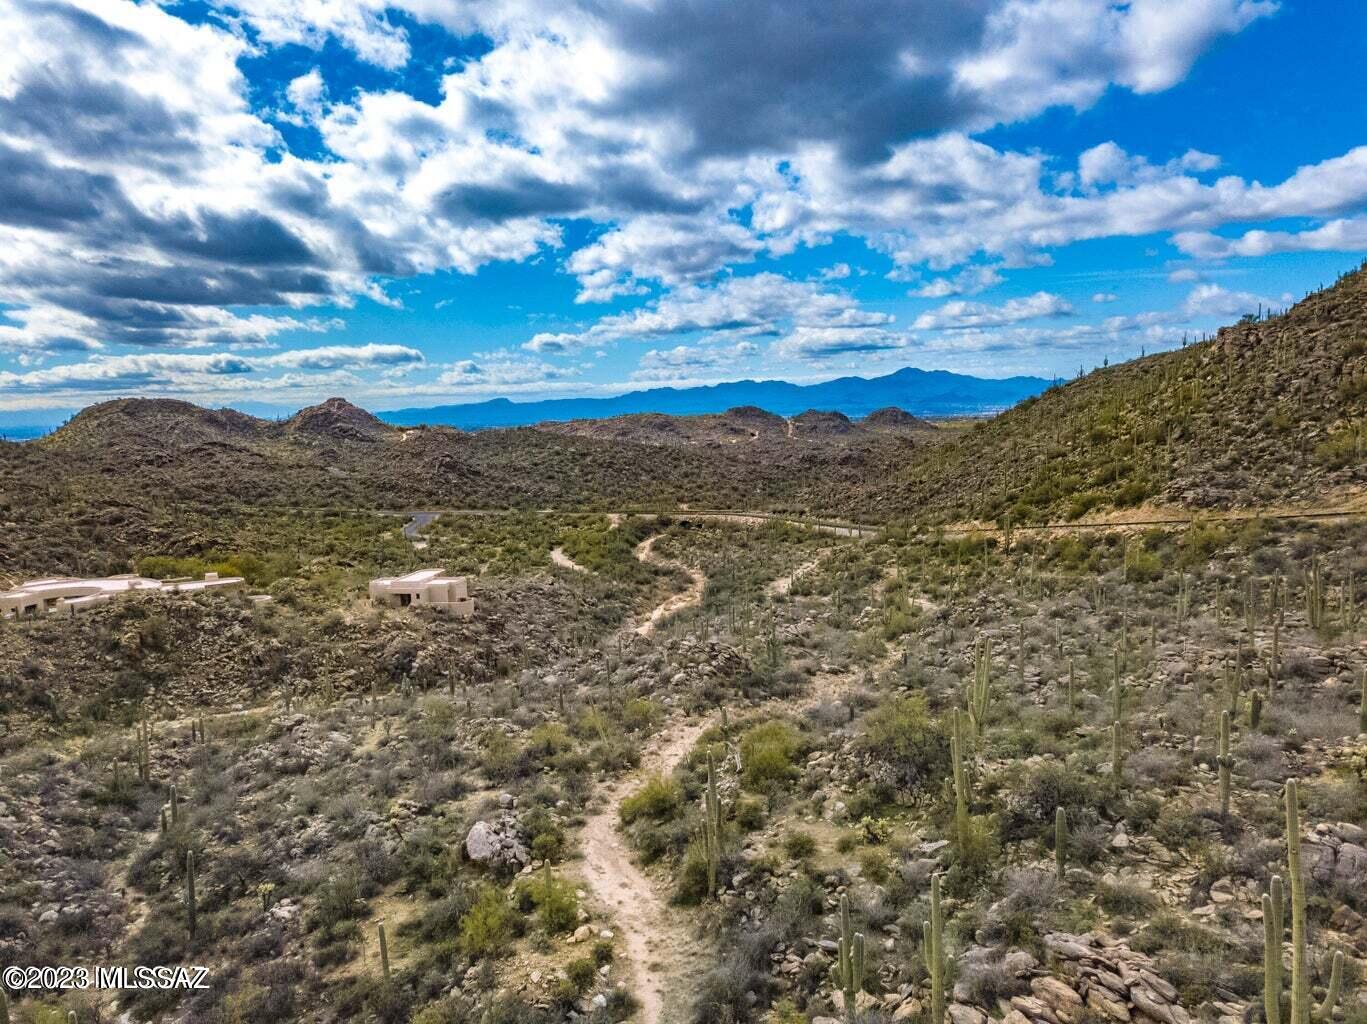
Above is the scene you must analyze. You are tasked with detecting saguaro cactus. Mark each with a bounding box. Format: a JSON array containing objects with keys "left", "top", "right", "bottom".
[
  {"left": 829, "top": 893, "right": 865, "bottom": 1022},
  {"left": 969, "top": 637, "right": 991, "bottom": 735},
  {"left": 923, "top": 872, "right": 947, "bottom": 1024},
  {"left": 185, "top": 850, "right": 197, "bottom": 939},
  {"left": 1054, "top": 807, "right": 1068, "bottom": 881},
  {"left": 950, "top": 709, "right": 971, "bottom": 849},
  {"left": 1305, "top": 559, "right": 1324, "bottom": 630},
  {"left": 1217, "top": 710, "right": 1235, "bottom": 817},
  {"left": 1265, "top": 845, "right": 1344, "bottom": 1024},
  {"left": 378, "top": 920, "right": 391, "bottom": 979},
  {"left": 1264, "top": 874, "right": 1285, "bottom": 1024},
  {"left": 1359, "top": 666, "right": 1366, "bottom": 735},
  {"left": 1111, "top": 722, "right": 1124, "bottom": 783},
  {"left": 1111, "top": 646, "right": 1123, "bottom": 724},
  {"left": 702, "top": 753, "right": 722, "bottom": 899},
  {"left": 1276, "top": 780, "right": 1346, "bottom": 1024}
]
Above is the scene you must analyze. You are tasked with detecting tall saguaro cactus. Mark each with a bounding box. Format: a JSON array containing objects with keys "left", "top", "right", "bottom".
[
  {"left": 1270, "top": 780, "right": 1345, "bottom": 1024},
  {"left": 378, "top": 920, "right": 391, "bottom": 979},
  {"left": 923, "top": 872, "right": 947, "bottom": 1024},
  {"left": 1305, "top": 559, "right": 1324, "bottom": 630},
  {"left": 702, "top": 753, "right": 722, "bottom": 899},
  {"left": 829, "top": 893, "right": 865, "bottom": 1023},
  {"left": 1054, "top": 807, "right": 1068, "bottom": 881},
  {"left": 969, "top": 637, "right": 991, "bottom": 735},
  {"left": 1264, "top": 874, "right": 1285, "bottom": 1024},
  {"left": 185, "top": 850, "right": 197, "bottom": 940},
  {"left": 1217, "top": 710, "right": 1235, "bottom": 817},
  {"left": 1359, "top": 666, "right": 1366, "bottom": 736},
  {"left": 950, "top": 709, "right": 971, "bottom": 849}
]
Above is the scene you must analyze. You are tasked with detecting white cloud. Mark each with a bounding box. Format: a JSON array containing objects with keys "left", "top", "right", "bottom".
[
  {"left": 1174, "top": 217, "right": 1367, "bottom": 258},
  {"left": 914, "top": 265, "right": 1004, "bottom": 298},
  {"left": 0, "top": 0, "right": 1345, "bottom": 403},
  {"left": 526, "top": 272, "right": 892, "bottom": 354},
  {"left": 1091, "top": 292, "right": 1118, "bottom": 303},
  {"left": 631, "top": 341, "right": 760, "bottom": 380},
  {"left": 435, "top": 354, "right": 576, "bottom": 390},
  {"left": 1180, "top": 283, "right": 1275, "bottom": 318},
  {"left": 914, "top": 292, "right": 1073, "bottom": 330}
]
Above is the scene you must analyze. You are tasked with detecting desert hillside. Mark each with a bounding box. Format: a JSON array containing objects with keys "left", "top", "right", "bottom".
[{"left": 851, "top": 265, "right": 1367, "bottom": 524}]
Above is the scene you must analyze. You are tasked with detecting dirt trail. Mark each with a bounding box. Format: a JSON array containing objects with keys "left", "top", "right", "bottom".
[
  {"left": 550, "top": 546, "right": 587, "bottom": 572},
  {"left": 767, "top": 553, "right": 824, "bottom": 597},
  {"left": 632, "top": 535, "right": 706, "bottom": 637},
  {"left": 580, "top": 719, "right": 712, "bottom": 1024}
]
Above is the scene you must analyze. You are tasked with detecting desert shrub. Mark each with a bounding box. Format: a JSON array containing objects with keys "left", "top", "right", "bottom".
[
  {"left": 739, "top": 720, "right": 802, "bottom": 793},
  {"left": 690, "top": 957, "right": 770, "bottom": 1024},
  {"left": 621, "top": 698, "right": 663, "bottom": 733},
  {"left": 620, "top": 775, "right": 682, "bottom": 824},
  {"left": 734, "top": 796, "right": 766, "bottom": 831},
  {"left": 478, "top": 730, "right": 519, "bottom": 783},
  {"left": 999, "top": 761, "right": 1111, "bottom": 843},
  {"left": 857, "top": 695, "right": 949, "bottom": 796},
  {"left": 1097, "top": 879, "right": 1160, "bottom": 917},
  {"left": 783, "top": 831, "right": 816, "bottom": 861},
  {"left": 565, "top": 956, "right": 597, "bottom": 993},
  {"left": 858, "top": 847, "right": 891, "bottom": 884},
  {"left": 519, "top": 868, "right": 578, "bottom": 935},
  {"left": 459, "top": 885, "right": 519, "bottom": 957},
  {"left": 309, "top": 871, "right": 366, "bottom": 934},
  {"left": 958, "top": 951, "right": 1029, "bottom": 1003}
]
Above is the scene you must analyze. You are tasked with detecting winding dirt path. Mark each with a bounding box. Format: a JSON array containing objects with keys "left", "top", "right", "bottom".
[
  {"left": 767, "top": 553, "right": 824, "bottom": 597},
  {"left": 632, "top": 535, "right": 706, "bottom": 637},
  {"left": 550, "top": 546, "right": 587, "bottom": 572},
  {"left": 579, "top": 719, "right": 712, "bottom": 1024}
]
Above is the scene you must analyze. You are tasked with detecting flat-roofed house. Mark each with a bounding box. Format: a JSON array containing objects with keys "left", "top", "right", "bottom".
[
  {"left": 0, "top": 572, "right": 245, "bottom": 619},
  {"left": 368, "top": 569, "right": 475, "bottom": 617}
]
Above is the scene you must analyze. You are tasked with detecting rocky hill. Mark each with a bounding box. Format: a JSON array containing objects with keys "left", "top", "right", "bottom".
[
  {"left": 538, "top": 405, "right": 935, "bottom": 447},
  {"left": 847, "top": 264, "right": 1367, "bottom": 523},
  {"left": 0, "top": 398, "right": 923, "bottom": 573}
]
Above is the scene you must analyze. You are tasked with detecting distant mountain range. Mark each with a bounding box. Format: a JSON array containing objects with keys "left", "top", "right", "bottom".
[{"left": 378, "top": 367, "right": 1053, "bottom": 429}]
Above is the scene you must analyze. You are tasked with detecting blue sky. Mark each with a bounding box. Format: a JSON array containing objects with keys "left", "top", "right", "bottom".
[{"left": 1, "top": 0, "right": 1365, "bottom": 421}]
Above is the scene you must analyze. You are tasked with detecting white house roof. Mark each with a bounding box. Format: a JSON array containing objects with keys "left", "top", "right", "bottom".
[{"left": 372, "top": 568, "right": 466, "bottom": 588}]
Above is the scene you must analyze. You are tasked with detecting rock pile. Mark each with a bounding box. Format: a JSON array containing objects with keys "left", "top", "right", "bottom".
[{"left": 465, "top": 814, "right": 529, "bottom": 870}]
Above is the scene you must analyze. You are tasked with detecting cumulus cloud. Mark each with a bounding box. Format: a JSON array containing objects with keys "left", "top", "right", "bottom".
[
  {"left": 525, "top": 273, "right": 892, "bottom": 356},
  {"left": 1174, "top": 217, "right": 1367, "bottom": 258},
  {"left": 1091, "top": 292, "right": 1119, "bottom": 303},
  {"left": 5, "top": 0, "right": 1353, "bottom": 404},
  {"left": 435, "top": 354, "right": 576, "bottom": 390},
  {"left": 913, "top": 292, "right": 1073, "bottom": 330},
  {"left": 1179, "top": 283, "right": 1275, "bottom": 318},
  {"left": 631, "top": 341, "right": 760, "bottom": 380},
  {"left": 0, "top": 345, "right": 423, "bottom": 399},
  {"left": 914, "top": 265, "right": 1004, "bottom": 297}
]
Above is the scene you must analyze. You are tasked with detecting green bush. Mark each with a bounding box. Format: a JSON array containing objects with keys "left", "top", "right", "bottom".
[
  {"left": 523, "top": 869, "right": 578, "bottom": 935},
  {"left": 459, "top": 885, "right": 519, "bottom": 957},
  {"left": 620, "top": 775, "right": 682, "bottom": 824},
  {"left": 782, "top": 831, "right": 816, "bottom": 860},
  {"left": 739, "top": 720, "right": 802, "bottom": 793},
  {"left": 565, "top": 956, "right": 597, "bottom": 993},
  {"left": 857, "top": 695, "right": 949, "bottom": 795},
  {"left": 999, "top": 761, "right": 1111, "bottom": 843}
]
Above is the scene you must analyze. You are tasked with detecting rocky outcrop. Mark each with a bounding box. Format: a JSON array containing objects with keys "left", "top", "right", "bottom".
[{"left": 465, "top": 815, "right": 529, "bottom": 870}]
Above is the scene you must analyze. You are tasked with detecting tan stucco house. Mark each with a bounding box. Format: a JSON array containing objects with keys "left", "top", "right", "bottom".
[
  {"left": 368, "top": 568, "right": 475, "bottom": 617},
  {"left": 0, "top": 572, "right": 245, "bottom": 619}
]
